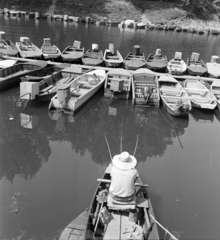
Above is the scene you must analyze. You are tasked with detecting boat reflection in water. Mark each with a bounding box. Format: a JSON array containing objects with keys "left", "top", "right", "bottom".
[
  {"left": 214, "top": 109, "right": 220, "bottom": 122},
  {"left": 190, "top": 108, "right": 214, "bottom": 123},
  {"left": 159, "top": 104, "right": 189, "bottom": 148},
  {"left": 48, "top": 89, "right": 104, "bottom": 133}
]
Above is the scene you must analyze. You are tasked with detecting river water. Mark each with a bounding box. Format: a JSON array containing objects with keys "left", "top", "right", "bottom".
[{"left": 0, "top": 15, "right": 220, "bottom": 240}]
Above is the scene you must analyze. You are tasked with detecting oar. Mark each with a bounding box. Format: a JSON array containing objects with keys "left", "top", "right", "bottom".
[{"left": 150, "top": 214, "right": 178, "bottom": 240}]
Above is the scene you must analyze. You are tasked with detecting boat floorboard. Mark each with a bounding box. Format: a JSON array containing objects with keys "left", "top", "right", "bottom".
[{"left": 104, "top": 211, "right": 134, "bottom": 240}]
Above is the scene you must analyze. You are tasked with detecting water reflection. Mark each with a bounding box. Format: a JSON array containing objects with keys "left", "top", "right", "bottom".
[
  {"left": 0, "top": 86, "right": 192, "bottom": 183},
  {"left": 190, "top": 108, "right": 214, "bottom": 123},
  {"left": 214, "top": 109, "right": 220, "bottom": 122}
]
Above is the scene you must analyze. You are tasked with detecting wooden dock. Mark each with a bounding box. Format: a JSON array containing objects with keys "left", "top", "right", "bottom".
[{"left": 3, "top": 55, "right": 218, "bottom": 83}]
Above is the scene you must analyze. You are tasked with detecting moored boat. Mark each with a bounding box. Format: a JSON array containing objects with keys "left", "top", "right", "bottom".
[
  {"left": 0, "top": 31, "right": 18, "bottom": 57},
  {"left": 82, "top": 44, "right": 104, "bottom": 66},
  {"left": 186, "top": 52, "right": 207, "bottom": 76},
  {"left": 104, "top": 68, "right": 132, "bottom": 99},
  {"left": 0, "top": 59, "right": 17, "bottom": 69},
  {"left": 48, "top": 69, "right": 106, "bottom": 114},
  {"left": 20, "top": 63, "right": 71, "bottom": 82},
  {"left": 184, "top": 79, "right": 217, "bottom": 109},
  {"left": 41, "top": 38, "right": 61, "bottom": 60},
  {"left": 15, "top": 36, "right": 43, "bottom": 59},
  {"left": 167, "top": 52, "right": 187, "bottom": 75},
  {"left": 59, "top": 163, "right": 159, "bottom": 240},
  {"left": 20, "top": 66, "right": 86, "bottom": 102},
  {"left": 211, "top": 80, "right": 220, "bottom": 110},
  {"left": 124, "top": 45, "right": 146, "bottom": 70},
  {"left": 146, "top": 49, "right": 168, "bottom": 72},
  {"left": 132, "top": 68, "right": 160, "bottom": 107},
  {"left": 61, "top": 40, "right": 85, "bottom": 63},
  {"left": 103, "top": 43, "right": 123, "bottom": 68},
  {"left": 206, "top": 56, "right": 220, "bottom": 78},
  {"left": 0, "top": 60, "right": 47, "bottom": 91},
  {"left": 158, "top": 75, "right": 192, "bottom": 116}
]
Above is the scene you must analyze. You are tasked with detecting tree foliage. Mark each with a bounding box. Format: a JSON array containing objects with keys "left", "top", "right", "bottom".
[{"left": 180, "top": 0, "right": 218, "bottom": 18}]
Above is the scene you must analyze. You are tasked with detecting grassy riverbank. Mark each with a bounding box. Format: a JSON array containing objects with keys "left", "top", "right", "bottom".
[{"left": 1, "top": 0, "right": 220, "bottom": 29}]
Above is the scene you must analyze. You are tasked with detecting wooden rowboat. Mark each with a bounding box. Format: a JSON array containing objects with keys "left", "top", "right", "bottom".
[
  {"left": 0, "top": 31, "right": 18, "bottom": 57},
  {"left": 20, "top": 63, "right": 71, "bottom": 82},
  {"left": 184, "top": 79, "right": 217, "bottom": 109},
  {"left": 103, "top": 48, "right": 123, "bottom": 68},
  {"left": 48, "top": 69, "right": 106, "bottom": 114},
  {"left": 20, "top": 66, "right": 87, "bottom": 102},
  {"left": 61, "top": 40, "right": 85, "bottom": 63},
  {"left": 0, "top": 61, "right": 47, "bottom": 91},
  {"left": 132, "top": 68, "right": 160, "bottom": 107},
  {"left": 206, "top": 61, "right": 220, "bottom": 78},
  {"left": 186, "top": 52, "right": 207, "bottom": 76},
  {"left": 124, "top": 45, "right": 146, "bottom": 70},
  {"left": 104, "top": 69, "right": 132, "bottom": 99},
  {"left": 82, "top": 44, "right": 104, "bottom": 66},
  {"left": 59, "top": 163, "right": 159, "bottom": 240},
  {"left": 146, "top": 53, "right": 168, "bottom": 72},
  {"left": 16, "top": 37, "right": 43, "bottom": 59},
  {"left": 41, "top": 38, "right": 61, "bottom": 60},
  {"left": 158, "top": 75, "right": 192, "bottom": 117},
  {"left": 211, "top": 80, "right": 220, "bottom": 110},
  {"left": 167, "top": 52, "right": 187, "bottom": 76}
]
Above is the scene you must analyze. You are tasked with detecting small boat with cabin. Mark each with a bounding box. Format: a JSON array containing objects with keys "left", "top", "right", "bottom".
[
  {"left": 167, "top": 52, "right": 187, "bottom": 75},
  {"left": 103, "top": 43, "right": 123, "bottom": 68},
  {"left": 48, "top": 69, "right": 106, "bottom": 114},
  {"left": 59, "top": 162, "right": 159, "bottom": 240},
  {"left": 104, "top": 68, "right": 132, "bottom": 99},
  {"left": 158, "top": 75, "right": 192, "bottom": 116},
  {"left": 0, "top": 60, "right": 47, "bottom": 91},
  {"left": 186, "top": 52, "right": 207, "bottom": 76},
  {"left": 211, "top": 80, "right": 220, "bottom": 110},
  {"left": 206, "top": 56, "right": 220, "bottom": 78},
  {"left": 184, "top": 79, "right": 217, "bottom": 109},
  {"left": 15, "top": 36, "right": 43, "bottom": 59},
  {"left": 61, "top": 40, "right": 85, "bottom": 63},
  {"left": 132, "top": 68, "right": 160, "bottom": 107},
  {"left": 40, "top": 38, "right": 61, "bottom": 60},
  {"left": 82, "top": 44, "right": 104, "bottom": 66},
  {"left": 124, "top": 45, "right": 146, "bottom": 70},
  {"left": 145, "top": 49, "right": 168, "bottom": 72},
  {"left": 20, "top": 65, "right": 84, "bottom": 101},
  {"left": 0, "top": 31, "right": 18, "bottom": 57}
]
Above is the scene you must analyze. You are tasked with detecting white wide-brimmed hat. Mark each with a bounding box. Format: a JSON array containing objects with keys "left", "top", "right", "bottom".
[{"left": 112, "top": 152, "right": 137, "bottom": 170}]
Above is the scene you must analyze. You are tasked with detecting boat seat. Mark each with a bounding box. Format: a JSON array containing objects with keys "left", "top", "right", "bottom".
[{"left": 42, "top": 45, "right": 57, "bottom": 54}]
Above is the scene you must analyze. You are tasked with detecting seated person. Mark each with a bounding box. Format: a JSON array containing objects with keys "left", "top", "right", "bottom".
[
  {"left": 108, "top": 152, "right": 138, "bottom": 208},
  {"left": 155, "top": 48, "right": 162, "bottom": 58}
]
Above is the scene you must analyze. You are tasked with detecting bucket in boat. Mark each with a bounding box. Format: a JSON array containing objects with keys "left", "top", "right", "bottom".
[
  {"left": 56, "top": 83, "right": 71, "bottom": 108},
  {"left": 134, "top": 45, "right": 140, "bottom": 55},
  {"left": 211, "top": 55, "right": 219, "bottom": 63},
  {"left": 92, "top": 43, "right": 99, "bottom": 51},
  {"left": 109, "top": 43, "right": 115, "bottom": 55}
]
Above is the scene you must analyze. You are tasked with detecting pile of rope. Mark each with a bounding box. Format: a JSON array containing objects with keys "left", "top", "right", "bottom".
[
  {"left": 96, "top": 189, "right": 108, "bottom": 203},
  {"left": 175, "top": 100, "right": 191, "bottom": 113}
]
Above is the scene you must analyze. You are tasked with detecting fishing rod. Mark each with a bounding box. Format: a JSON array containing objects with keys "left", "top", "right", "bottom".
[
  {"left": 133, "top": 135, "right": 139, "bottom": 157},
  {"left": 150, "top": 214, "right": 178, "bottom": 240},
  {"left": 120, "top": 135, "right": 122, "bottom": 153},
  {"left": 104, "top": 134, "right": 112, "bottom": 161}
]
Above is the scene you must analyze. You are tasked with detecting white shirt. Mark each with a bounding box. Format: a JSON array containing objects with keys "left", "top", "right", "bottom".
[{"left": 109, "top": 166, "right": 138, "bottom": 197}]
